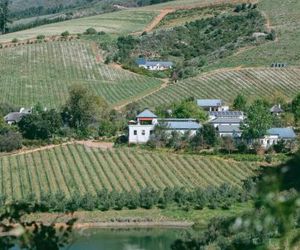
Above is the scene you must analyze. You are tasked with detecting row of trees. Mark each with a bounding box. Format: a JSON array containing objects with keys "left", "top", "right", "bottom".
[{"left": 1, "top": 181, "right": 255, "bottom": 213}]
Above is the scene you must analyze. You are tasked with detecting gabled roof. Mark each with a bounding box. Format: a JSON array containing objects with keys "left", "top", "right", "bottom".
[
  {"left": 208, "top": 111, "right": 244, "bottom": 117},
  {"left": 4, "top": 112, "right": 26, "bottom": 123},
  {"left": 210, "top": 117, "right": 242, "bottom": 124},
  {"left": 197, "top": 99, "right": 223, "bottom": 107},
  {"left": 267, "top": 127, "right": 296, "bottom": 139},
  {"left": 218, "top": 125, "right": 241, "bottom": 133},
  {"left": 270, "top": 105, "right": 284, "bottom": 113},
  {"left": 136, "top": 109, "right": 157, "bottom": 118}
]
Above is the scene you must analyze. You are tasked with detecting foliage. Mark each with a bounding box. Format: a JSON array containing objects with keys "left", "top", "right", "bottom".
[
  {"left": 61, "top": 30, "right": 70, "bottom": 37},
  {"left": 84, "top": 27, "right": 97, "bottom": 35},
  {"left": 62, "top": 84, "right": 108, "bottom": 133},
  {"left": 233, "top": 94, "right": 247, "bottom": 111},
  {"left": 18, "top": 109, "right": 62, "bottom": 140},
  {"left": 0, "top": 202, "right": 75, "bottom": 250},
  {"left": 291, "top": 93, "right": 300, "bottom": 124},
  {"left": 171, "top": 150, "right": 300, "bottom": 249},
  {"left": 0, "top": 130, "right": 22, "bottom": 152},
  {"left": 0, "top": 0, "right": 9, "bottom": 33},
  {"left": 241, "top": 99, "right": 273, "bottom": 140}
]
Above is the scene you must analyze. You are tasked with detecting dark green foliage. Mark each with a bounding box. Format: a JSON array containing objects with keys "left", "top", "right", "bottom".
[
  {"left": 266, "top": 29, "right": 276, "bottom": 41},
  {"left": 113, "top": 8, "right": 265, "bottom": 78},
  {"left": 241, "top": 99, "right": 273, "bottom": 140},
  {"left": 61, "top": 30, "right": 70, "bottom": 37},
  {"left": 233, "top": 94, "right": 247, "bottom": 111},
  {"left": 0, "top": 0, "right": 9, "bottom": 33},
  {"left": 0, "top": 131, "right": 22, "bottom": 152},
  {"left": 18, "top": 109, "right": 62, "bottom": 140},
  {"left": 84, "top": 27, "right": 97, "bottom": 35},
  {"left": 291, "top": 93, "right": 300, "bottom": 124},
  {"left": 139, "top": 188, "right": 159, "bottom": 209}
]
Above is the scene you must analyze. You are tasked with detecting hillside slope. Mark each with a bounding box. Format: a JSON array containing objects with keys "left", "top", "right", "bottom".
[
  {"left": 138, "top": 67, "right": 300, "bottom": 107},
  {"left": 0, "top": 41, "right": 161, "bottom": 108}
]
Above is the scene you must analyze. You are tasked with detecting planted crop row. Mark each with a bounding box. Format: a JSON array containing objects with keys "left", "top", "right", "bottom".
[
  {"left": 0, "top": 41, "right": 161, "bottom": 108},
  {"left": 138, "top": 68, "right": 300, "bottom": 108},
  {"left": 0, "top": 144, "right": 259, "bottom": 201}
]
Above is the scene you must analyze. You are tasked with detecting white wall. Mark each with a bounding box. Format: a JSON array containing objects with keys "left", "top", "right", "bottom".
[{"left": 129, "top": 124, "right": 155, "bottom": 144}]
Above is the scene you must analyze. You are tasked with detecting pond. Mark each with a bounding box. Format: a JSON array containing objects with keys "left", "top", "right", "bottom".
[{"left": 65, "top": 227, "right": 189, "bottom": 250}]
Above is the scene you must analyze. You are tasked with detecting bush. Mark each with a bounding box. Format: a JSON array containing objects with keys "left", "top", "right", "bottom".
[
  {"left": 36, "top": 34, "right": 45, "bottom": 40},
  {"left": 84, "top": 28, "right": 97, "bottom": 35},
  {"left": 0, "top": 131, "right": 22, "bottom": 152},
  {"left": 61, "top": 31, "right": 70, "bottom": 37},
  {"left": 139, "top": 188, "right": 159, "bottom": 209},
  {"left": 12, "top": 38, "right": 18, "bottom": 43}
]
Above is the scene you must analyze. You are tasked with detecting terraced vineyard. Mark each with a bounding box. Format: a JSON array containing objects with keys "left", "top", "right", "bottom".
[
  {"left": 139, "top": 68, "right": 300, "bottom": 107},
  {"left": 0, "top": 144, "right": 258, "bottom": 201},
  {"left": 0, "top": 41, "right": 161, "bottom": 108}
]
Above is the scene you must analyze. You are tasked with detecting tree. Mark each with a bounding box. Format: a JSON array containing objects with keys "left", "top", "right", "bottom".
[
  {"left": 201, "top": 124, "right": 219, "bottom": 148},
  {"left": 0, "top": 0, "right": 9, "bottom": 34},
  {"left": 291, "top": 93, "right": 300, "bottom": 124},
  {"left": 18, "top": 109, "right": 62, "bottom": 140},
  {"left": 233, "top": 94, "right": 247, "bottom": 111},
  {"left": 221, "top": 136, "right": 236, "bottom": 154},
  {"left": 241, "top": 99, "right": 273, "bottom": 140},
  {"left": 62, "top": 85, "right": 108, "bottom": 133}
]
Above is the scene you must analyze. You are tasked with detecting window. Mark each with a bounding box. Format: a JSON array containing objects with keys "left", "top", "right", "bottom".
[
  {"left": 134, "top": 130, "right": 137, "bottom": 135},
  {"left": 142, "top": 130, "right": 146, "bottom": 136},
  {"left": 150, "top": 130, "right": 154, "bottom": 135}
]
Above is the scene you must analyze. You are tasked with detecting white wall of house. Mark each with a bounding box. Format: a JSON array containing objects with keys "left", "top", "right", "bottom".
[
  {"left": 129, "top": 124, "right": 155, "bottom": 144},
  {"left": 138, "top": 65, "right": 171, "bottom": 71},
  {"left": 219, "top": 132, "right": 242, "bottom": 137},
  {"left": 260, "top": 135, "right": 280, "bottom": 148},
  {"left": 165, "top": 129, "right": 198, "bottom": 136}
]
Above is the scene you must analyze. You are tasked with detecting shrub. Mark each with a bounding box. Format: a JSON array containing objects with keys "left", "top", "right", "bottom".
[
  {"left": 61, "top": 31, "right": 70, "bottom": 37},
  {"left": 139, "top": 188, "right": 159, "bottom": 209},
  {"left": 36, "top": 34, "right": 45, "bottom": 40},
  {"left": 0, "top": 131, "right": 22, "bottom": 152},
  {"left": 12, "top": 38, "right": 18, "bottom": 43},
  {"left": 84, "top": 28, "right": 97, "bottom": 35}
]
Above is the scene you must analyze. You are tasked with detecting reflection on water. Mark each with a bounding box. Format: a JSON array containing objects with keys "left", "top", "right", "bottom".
[{"left": 66, "top": 228, "right": 187, "bottom": 250}]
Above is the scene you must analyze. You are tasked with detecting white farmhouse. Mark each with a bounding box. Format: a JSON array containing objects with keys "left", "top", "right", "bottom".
[
  {"left": 197, "top": 99, "right": 229, "bottom": 112},
  {"left": 260, "top": 127, "right": 297, "bottom": 149},
  {"left": 136, "top": 58, "right": 173, "bottom": 71},
  {"left": 128, "top": 109, "right": 201, "bottom": 144}
]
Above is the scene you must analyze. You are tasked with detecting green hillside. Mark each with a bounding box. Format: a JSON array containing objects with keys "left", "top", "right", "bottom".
[
  {"left": 138, "top": 67, "right": 300, "bottom": 107},
  {"left": 0, "top": 144, "right": 258, "bottom": 201},
  {"left": 0, "top": 41, "right": 161, "bottom": 108}
]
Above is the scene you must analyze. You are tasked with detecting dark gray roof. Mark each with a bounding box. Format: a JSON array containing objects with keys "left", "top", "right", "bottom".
[
  {"left": 210, "top": 117, "right": 242, "bottom": 124},
  {"left": 208, "top": 111, "right": 244, "bottom": 117},
  {"left": 4, "top": 112, "right": 26, "bottom": 123},
  {"left": 218, "top": 125, "right": 241, "bottom": 133},
  {"left": 270, "top": 105, "right": 284, "bottom": 113},
  {"left": 267, "top": 128, "right": 296, "bottom": 139},
  {"left": 197, "top": 99, "right": 223, "bottom": 107},
  {"left": 136, "top": 109, "right": 157, "bottom": 118}
]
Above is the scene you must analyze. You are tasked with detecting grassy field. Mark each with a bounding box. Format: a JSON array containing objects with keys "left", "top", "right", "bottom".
[
  {"left": 0, "top": 0, "right": 252, "bottom": 42},
  {"left": 138, "top": 68, "right": 300, "bottom": 107},
  {"left": 0, "top": 10, "right": 157, "bottom": 42},
  {"left": 0, "top": 144, "right": 258, "bottom": 201},
  {"left": 0, "top": 40, "right": 161, "bottom": 108}
]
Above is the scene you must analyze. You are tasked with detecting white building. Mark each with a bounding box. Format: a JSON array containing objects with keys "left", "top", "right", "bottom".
[
  {"left": 4, "top": 108, "right": 32, "bottom": 125},
  {"left": 136, "top": 59, "right": 173, "bottom": 71},
  {"left": 218, "top": 125, "right": 242, "bottom": 138},
  {"left": 261, "top": 127, "right": 296, "bottom": 149},
  {"left": 128, "top": 109, "right": 201, "bottom": 144},
  {"left": 197, "top": 99, "right": 229, "bottom": 112}
]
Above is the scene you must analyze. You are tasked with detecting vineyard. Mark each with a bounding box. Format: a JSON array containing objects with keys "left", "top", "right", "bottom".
[
  {"left": 138, "top": 68, "right": 300, "bottom": 107},
  {"left": 0, "top": 41, "right": 161, "bottom": 108},
  {"left": 0, "top": 144, "right": 258, "bottom": 201}
]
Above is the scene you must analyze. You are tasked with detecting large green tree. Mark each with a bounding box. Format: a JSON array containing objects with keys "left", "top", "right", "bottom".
[
  {"left": 0, "top": 0, "right": 9, "bottom": 34},
  {"left": 291, "top": 93, "right": 300, "bottom": 124},
  {"left": 62, "top": 85, "right": 108, "bottom": 133},
  {"left": 233, "top": 94, "right": 247, "bottom": 111},
  {"left": 241, "top": 99, "right": 273, "bottom": 140}
]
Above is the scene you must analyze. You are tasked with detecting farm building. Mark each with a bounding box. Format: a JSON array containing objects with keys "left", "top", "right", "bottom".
[
  {"left": 270, "top": 104, "right": 284, "bottom": 116},
  {"left": 128, "top": 109, "right": 201, "bottom": 144},
  {"left": 136, "top": 58, "right": 173, "bottom": 71},
  {"left": 260, "top": 127, "right": 297, "bottom": 149},
  {"left": 4, "top": 108, "right": 32, "bottom": 125},
  {"left": 197, "top": 99, "right": 229, "bottom": 112},
  {"left": 217, "top": 125, "right": 242, "bottom": 138},
  {"left": 208, "top": 111, "right": 244, "bottom": 121}
]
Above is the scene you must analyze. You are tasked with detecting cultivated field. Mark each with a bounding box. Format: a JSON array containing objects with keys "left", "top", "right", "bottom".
[
  {"left": 138, "top": 68, "right": 300, "bottom": 107},
  {"left": 0, "top": 144, "right": 258, "bottom": 201},
  {"left": 0, "top": 41, "right": 161, "bottom": 108}
]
